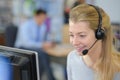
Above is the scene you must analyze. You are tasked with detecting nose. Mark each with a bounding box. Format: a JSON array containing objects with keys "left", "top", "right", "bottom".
[{"left": 71, "top": 36, "right": 80, "bottom": 46}]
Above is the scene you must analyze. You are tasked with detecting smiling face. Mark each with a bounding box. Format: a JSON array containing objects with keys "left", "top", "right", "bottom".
[{"left": 69, "top": 21, "right": 98, "bottom": 56}]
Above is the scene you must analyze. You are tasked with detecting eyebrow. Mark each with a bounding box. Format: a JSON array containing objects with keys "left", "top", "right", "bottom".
[{"left": 69, "top": 32, "right": 87, "bottom": 34}]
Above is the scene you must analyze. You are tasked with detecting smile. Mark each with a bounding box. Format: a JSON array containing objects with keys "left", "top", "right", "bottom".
[{"left": 75, "top": 46, "right": 86, "bottom": 52}]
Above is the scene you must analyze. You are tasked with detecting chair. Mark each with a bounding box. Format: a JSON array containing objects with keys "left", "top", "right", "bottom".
[{"left": 4, "top": 24, "right": 18, "bottom": 47}]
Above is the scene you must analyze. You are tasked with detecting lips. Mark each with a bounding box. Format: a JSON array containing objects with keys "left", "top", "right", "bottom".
[{"left": 75, "top": 46, "right": 86, "bottom": 52}]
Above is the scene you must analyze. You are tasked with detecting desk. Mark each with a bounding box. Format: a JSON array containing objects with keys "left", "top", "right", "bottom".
[
  {"left": 45, "top": 44, "right": 74, "bottom": 57},
  {"left": 44, "top": 44, "right": 74, "bottom": 66}
]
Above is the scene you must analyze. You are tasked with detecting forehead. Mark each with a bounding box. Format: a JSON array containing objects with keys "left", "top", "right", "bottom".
[
  {"left": 69, "top": 21, "right": 93, "bottom": 33},
  {"left": 36, "top": 13, "right": 46, "bottom": 17}
]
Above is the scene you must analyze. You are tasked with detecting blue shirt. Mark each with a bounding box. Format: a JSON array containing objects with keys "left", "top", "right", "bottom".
[{"left": 15, "top": 19, "right": 51, "bottom": 48}]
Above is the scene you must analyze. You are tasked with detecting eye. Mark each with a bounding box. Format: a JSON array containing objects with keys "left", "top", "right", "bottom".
[
  {"left": 69, "top": 34, "right": 74, "bottom": 37},
  {"left": 79, "top": 35, "right": 86, "bottom": 38}
]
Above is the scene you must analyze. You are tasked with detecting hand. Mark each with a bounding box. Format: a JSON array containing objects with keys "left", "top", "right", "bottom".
[{"left": 42, "top": 42, "right": 56, "bottom": 49}]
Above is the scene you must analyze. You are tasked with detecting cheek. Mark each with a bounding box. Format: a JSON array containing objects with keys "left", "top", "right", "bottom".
[
  {"left": 85, "top": 39, "right": 92, "bottom": 45},
  {"left": 69, "top": 37, "right": 89, "bottom": 45},
  {"left": 86, "top": 36, "right": 96, "bottom": 47},
  {"left": 69, "top": 37, "right": 73, "bottom": 44}
]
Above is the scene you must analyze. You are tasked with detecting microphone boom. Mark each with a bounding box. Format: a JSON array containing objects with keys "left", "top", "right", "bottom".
[{"left": 82, "top": 40, "right": 97, "bottom": 55}]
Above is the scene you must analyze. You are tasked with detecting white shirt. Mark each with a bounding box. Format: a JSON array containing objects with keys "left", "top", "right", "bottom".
[{"left": 67, "top": 50, "right": 120, "bottom": 80}]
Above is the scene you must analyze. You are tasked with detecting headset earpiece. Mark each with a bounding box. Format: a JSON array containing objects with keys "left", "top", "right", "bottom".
[{"left": 95, "top": 28, "right": 105, "bottom": 40}]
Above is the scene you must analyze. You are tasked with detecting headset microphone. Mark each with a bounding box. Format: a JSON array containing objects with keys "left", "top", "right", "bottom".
[{"left": 82, "top": 40, "right": 97, "bottom": 55}]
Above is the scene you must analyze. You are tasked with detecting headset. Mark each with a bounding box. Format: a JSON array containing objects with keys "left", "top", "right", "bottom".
[
  {"left": 89, "top": 4, "right": 105, "bottom": 40},
  {"left": 82, "top": 4, "right": 105, "bottom": 55}
]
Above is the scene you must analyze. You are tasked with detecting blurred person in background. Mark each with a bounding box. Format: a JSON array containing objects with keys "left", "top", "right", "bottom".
[
  {"left": 67, "top": 4, "right": 120, "bottom": 80},
  {"left": 36, "top": 0, "right": 64, "bottom": 43},
  {"left": 64, "top": 0, "right": 86, "bottom": 24},
  {"left": 15, "top": 9, "right": 56, "bottom": 80},
  {"left": 72, "top": 0, "right": 86, "bottom": 8}
]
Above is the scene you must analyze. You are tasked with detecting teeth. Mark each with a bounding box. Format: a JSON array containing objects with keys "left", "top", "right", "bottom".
[
  {"left": 76, "top": 47, "right": 83, "bottom": 50},
  {"left": 74, "top": 45, "right": 85, "bottom": 50},
  {"left": 77, "top": 47, "right": 84, "bottom": 49}
]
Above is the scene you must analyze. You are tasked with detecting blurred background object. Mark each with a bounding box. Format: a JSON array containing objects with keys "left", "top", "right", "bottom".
[{"left": 0, "top": 0, "right": 120, "bottom": 80}]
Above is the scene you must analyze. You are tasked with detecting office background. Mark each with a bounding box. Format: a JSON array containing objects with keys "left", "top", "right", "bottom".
[{"left": 0, "top": 0, "right": 120, "bottom": 80}]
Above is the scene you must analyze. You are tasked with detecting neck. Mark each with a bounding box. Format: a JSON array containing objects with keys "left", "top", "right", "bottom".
[
  {"left": 82, "top": 40, "right": 102, "bottom": 69},
  {"left": 34, "top": 18, "right": 42, "bottom": 26}
]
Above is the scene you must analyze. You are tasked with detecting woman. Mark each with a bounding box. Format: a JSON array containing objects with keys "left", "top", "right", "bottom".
[{"left": 67, "top": 4, "right": 120, "bottom": 80}]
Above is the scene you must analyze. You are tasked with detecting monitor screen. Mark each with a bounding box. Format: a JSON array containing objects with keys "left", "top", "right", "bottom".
[{"left": 0, "top": 45, "right": 40, "bottom": 80}]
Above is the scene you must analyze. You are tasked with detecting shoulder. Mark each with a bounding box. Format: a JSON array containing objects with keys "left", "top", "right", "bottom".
[
  {"left": 114, "top": 72, "right": 120, "bottom": 80},
  {"left": 19, "top": 19, "right": 34, "bottom": 30},
  {"left": 67, "top": 50, "right": 77, "bottom": 58},
  {"left": 67, "top": 50, "right": 79, "bottom": 61},
  {"left": 21, "top": 19, "right": 34, "bottom": 27}
]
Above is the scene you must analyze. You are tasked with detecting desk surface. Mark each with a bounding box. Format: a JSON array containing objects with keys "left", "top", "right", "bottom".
[{"left": 44, "top": 44, "right": 74, "bottom": 57}]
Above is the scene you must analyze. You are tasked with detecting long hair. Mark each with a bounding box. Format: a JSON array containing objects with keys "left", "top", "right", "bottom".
[{"left": 69, "top": 4, "right": 120, "bottom": 80}]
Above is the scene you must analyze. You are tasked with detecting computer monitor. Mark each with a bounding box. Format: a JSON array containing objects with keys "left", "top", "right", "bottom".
[{"left": 0, "top": 45, "right": 40, "bottom": 80}]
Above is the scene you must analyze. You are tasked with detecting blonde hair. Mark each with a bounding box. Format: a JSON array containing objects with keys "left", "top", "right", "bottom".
[{"left": 69, "top": 4, "right": 120, "bottom": 80}]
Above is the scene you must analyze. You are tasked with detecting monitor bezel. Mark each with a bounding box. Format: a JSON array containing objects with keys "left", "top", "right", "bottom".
[{"left": 0, "top": 45, "right": 40, "bottom": 80}]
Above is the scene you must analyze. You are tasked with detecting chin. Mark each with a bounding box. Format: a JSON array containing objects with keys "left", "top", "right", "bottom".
[{"left": 76, "top": 51, "right": 83, "bottom": 56}]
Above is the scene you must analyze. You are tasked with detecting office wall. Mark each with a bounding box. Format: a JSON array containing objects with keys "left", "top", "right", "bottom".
[{"left": 95, "top": 0, "right": 120, "bottom": 23}]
